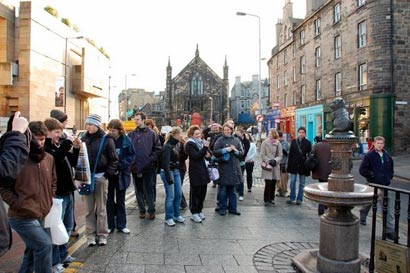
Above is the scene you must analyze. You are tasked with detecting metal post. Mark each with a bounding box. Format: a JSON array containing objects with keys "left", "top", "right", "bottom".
[
  {"left": 64, "top": 37, "right": 68, "bottom": 113},
  {"left": 108, "top": 75, "right": 111, "bottom": 120}
]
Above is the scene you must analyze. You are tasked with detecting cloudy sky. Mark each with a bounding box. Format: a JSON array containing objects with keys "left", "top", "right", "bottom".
[{"left": 14, "top": 0, "right": 306, "bottom": 94}]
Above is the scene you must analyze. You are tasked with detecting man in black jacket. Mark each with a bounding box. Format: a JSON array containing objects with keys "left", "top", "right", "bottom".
[
  {"left": 0, "top": 112, "right": 29, "bottom": 257},
  {"left": 128, "top": 112, "right": 162, "bottom": 220},
  {"left": 286, "top": 127, "right": 312, "bottom": 205}
]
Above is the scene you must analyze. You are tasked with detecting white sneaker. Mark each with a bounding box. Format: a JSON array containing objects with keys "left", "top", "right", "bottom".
[
  {"left": 165, "top": 218, "right": 176, "bottom": 226},
  {"left": 174, "top": 216, "right": 185, "bottom": 223},
  {"left": 199, "top": 212, "right": 206, "bottom": 220},
  {"left": 52, "top": 263, "right": 64, "bottom": 273},
  {"left": 190, "top": 214, "right": 202, "bottom": 223},
  {"left": 239, "top": 196, "right": 244, "bottom": 201},
  {"left": 87, "top": 237, "right": 96, "bottom": 247},
  {"left": 119, "top": 228, "right": 130, "bottom": 234},
  {"left": 98, "top": 237, "right": 107, "bottom": 246}
]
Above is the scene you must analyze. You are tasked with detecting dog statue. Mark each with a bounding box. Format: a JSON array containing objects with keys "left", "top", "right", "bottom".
[{"left": 329, "top": 98, "right": 352, "bottom": 134}]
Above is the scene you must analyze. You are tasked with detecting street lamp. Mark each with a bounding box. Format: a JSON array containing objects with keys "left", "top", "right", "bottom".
[
  {"left": 124, "top": 73, "right": 136, "bottom": 120},
  {"left": 124, "top": 73, "right": 136, "bottom": 90},
  {"left": 236, "top": 11, "right": 262, "bottom": 116},
  {"left": 209, "top": 97, "right": 213, "bottom": 124},
  {"left": 64, "top": 36, "right": 83, "bottom": 113}
]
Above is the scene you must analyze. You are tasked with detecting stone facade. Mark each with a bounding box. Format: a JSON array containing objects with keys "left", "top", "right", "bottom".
[
  {"left": 118, "top": 88, "right": 155, "bottom": 121},
  {"left": 268, "top": 0, "right": 410, "bottom": 154},
  {"left": 0, "top": 1, "right": 109, "bottom": 131},
  {"left": 230, "top": 76, "right": 270, "bottom": 124},
  {"left": 165, "top": 46, "right": 229, "bottom": 126}
]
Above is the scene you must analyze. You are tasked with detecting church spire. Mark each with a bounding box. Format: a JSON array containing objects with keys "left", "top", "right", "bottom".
[{"left": 195, "top": 44, "right": 199, "bottom": 59}]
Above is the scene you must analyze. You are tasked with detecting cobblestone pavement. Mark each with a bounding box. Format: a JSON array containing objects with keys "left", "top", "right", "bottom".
[{"left": 64, "top": 155, "right": 408, "bottom": 273}]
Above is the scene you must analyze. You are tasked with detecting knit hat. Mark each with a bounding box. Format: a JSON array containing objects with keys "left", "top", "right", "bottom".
[
  {"left": 85, "top": 114, "right": 102, "bottom": 127},
  {"left": 50, "top": 109, "right": 68, "bottom": 123}
]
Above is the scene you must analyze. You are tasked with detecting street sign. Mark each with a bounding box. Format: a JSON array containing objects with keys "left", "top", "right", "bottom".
[
  {"left": 273, "top": 102, "right": 280, "bottom": 107},
  {"left": 256, "top": 114, "right": 264, "bottom": 122}
]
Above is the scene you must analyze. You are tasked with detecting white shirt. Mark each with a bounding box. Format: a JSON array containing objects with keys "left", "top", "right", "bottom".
[{"left": 245, "top": 143, "right": 256, "bottom": 162}]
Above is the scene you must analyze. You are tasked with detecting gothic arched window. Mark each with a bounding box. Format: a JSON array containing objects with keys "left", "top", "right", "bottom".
[{"left": 190, "top": 72, "right": 203, "bottom": 95}]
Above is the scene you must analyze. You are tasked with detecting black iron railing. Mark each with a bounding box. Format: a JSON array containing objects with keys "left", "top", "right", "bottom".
[{"left": 368, "top": 183, "right": 410, "bottom": 273}]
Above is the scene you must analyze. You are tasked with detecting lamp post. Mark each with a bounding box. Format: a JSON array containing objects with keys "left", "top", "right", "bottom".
[
  {"left": 209, "top": 97, "right": 213, "bottom": 124},
  {"left": 64, "top": 36, "right": 83, "bottom": 113},
  {"left": 236, "top": 11, "right": 262, "bottom": 116}
]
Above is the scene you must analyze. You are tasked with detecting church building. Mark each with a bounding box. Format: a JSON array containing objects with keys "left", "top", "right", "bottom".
[{"left": 164, "top": 45, "right": 229, "bottom": 126}]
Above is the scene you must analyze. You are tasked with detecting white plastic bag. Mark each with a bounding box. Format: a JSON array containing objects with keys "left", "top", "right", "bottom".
[
  {"left": 44, "top": 198, "right": 69, "bottom": 245},
  {"left": 75, "top": 142, "right": 91, "bottom": 184}
]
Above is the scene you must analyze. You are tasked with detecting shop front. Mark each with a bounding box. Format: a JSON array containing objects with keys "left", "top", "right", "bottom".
[
  {"left": 279, "top": 106, "right": 296, "bottom": 141},
  {"left": 296, "top": 105, "right": 324, "bottom": 143},
  {"left": 265, "top": 109, "right": 281, "bottom": 131}
]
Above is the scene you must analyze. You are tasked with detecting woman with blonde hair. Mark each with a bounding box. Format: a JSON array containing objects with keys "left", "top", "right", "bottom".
[
  {"left": 160, "top": 126, "right": 184, "bottom": 226},
  {"left": 260, "top": 128, "right": 283, "bottom": 206}
]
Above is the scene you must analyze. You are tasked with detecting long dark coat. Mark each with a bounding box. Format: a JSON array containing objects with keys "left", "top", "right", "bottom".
[
  {"left": 287, "top": 137, "right": 312, "bottom": 176},
  {"left": 185, "top": 140, "right": 210, "bottom": 186},
  {"left": 213, "top": 135, "right": 244, "bottom": 186},
  {"left": 311, "top": 142, "right": 331, "bottom": 181}
]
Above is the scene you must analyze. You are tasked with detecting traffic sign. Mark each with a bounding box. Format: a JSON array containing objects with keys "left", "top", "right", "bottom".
[{"left": 256, "top": 114, "right": 264, "bottom": 122}]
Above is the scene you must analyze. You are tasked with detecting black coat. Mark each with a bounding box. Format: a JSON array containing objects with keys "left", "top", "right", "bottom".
[
  {"left": 44, "top": 138, "right": 79, "bottom": 196},
  {"left": 160, "top": 137, "right": 180, "bottom": 183},
  {"left": 185, "top": 140, "right": 210, "bottom": 186},
  {"left": 81, "top": 129, "right": 118, "bottom": 177},
  {"left": 287, "top": 137, "right": 312, "bottom": 176}
]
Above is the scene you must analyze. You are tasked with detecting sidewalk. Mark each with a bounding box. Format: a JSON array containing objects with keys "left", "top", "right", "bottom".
[{"left": 64, "top": 160, "right": 408, "bottom": 273}]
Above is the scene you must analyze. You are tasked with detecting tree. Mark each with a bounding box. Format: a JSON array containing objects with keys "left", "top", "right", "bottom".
[
  {"left": 44, "top": 6, "right": 58, "bottom": 18},
  {"left": 61, "top": 18, "right": 71, "bottom": 27}
]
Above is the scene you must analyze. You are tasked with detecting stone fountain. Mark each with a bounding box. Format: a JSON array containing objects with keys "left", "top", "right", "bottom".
[{"left": 292, "top": 98, "right": 374, "bottom": 273}]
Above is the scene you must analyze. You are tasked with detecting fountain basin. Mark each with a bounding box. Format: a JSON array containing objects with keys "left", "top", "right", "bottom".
[{"left": 304, "top": 183, "right": 374, "bottom": 207}]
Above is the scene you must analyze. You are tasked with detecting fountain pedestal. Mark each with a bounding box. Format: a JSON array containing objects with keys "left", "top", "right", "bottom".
[{"left": 292, "top": 133, "right": 373, "bottom": 273}]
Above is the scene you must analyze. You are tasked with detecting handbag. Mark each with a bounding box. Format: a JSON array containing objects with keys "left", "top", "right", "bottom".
[
  {"left": 261, "top": 142, "right": 278, "bottom": 171},
  {"left": 75, "top": 142, "right": 91, "bottom": 184},
  {"left": 208, "top": 165, "right": 220, "bottom": 181},
  {"left": 304, "top": 153, "right": 319, "bottom": 171},
  {"left": 78, "top": 135, "right": 107, "bottom": 195}
]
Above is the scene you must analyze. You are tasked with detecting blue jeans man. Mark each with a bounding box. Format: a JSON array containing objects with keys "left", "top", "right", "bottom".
[
  {"left": 10, "top": 218, "right": 52, "bottom": 273},
  {"left": 52, "top": 194, "right": 74, "bottom": 266},
  {"left": 289, "top": 173, "right": 306, "bottom": 203},
  {"left": 160, "top": 169, "right": 182, "bottom": 220}
]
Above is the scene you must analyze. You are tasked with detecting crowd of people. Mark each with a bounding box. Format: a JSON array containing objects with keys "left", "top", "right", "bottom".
[{"left": 0, "top": 109, "right": 397, "bottom": 272}]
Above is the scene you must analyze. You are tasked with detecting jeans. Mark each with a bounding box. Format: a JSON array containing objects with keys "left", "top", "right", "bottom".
[
  {"left": 219, "top": 185, "right": 237, "bottom": 213},
  {"left": 245, "top": 162, "right": 254, "bottom": 190},
  {"left": 9, "top": 218, "right": 52, "bottom": 273},
  {"left": 160, "top": 169, "right": 182, "bottom": 220},
  {"left": 52, "top": 194, "right": 74, "bottom": 265},
  {"left": 289, "top": 173, "right": 306, "bottom": 202},
  {"left": 264, "top": 180, "right": 277, "bottom": 202},
  {"left": 190, "top": 184, "right": 208, "bottom": 214},
  {"left": 132, "top": 170, "right": 156, "bottom": 214},
  {"left": 107, "top": 179, "right": 127, "bottom": 230}
]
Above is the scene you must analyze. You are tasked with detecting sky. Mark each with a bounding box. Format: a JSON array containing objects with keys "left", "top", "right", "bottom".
[{"left": 15, "top": 0, "right": 306, "bottom": 95}]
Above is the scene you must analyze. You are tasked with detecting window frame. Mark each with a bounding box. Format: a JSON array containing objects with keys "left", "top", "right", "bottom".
[
  {"left": 335, "top": 72, "right": 342, "bottom": 96},
  {"left": 314, "top": 18, "right": 321, "bottom": 36},
  {"left": 300, "top": 55, "right": 306, "bottom": 74},
  {"left": 358, "top": 63, "right": 367, "bottom": 90},
  {"left": 315, "top": 47, "right": 321, "bottom": 67},
  {"left": 334, "top": 3, "right": 341, "bottom": 23},
  {"left": 358, "top": 0, "right": 366, "bottom": 7},
  {"left": 316, "top": 79, "right": 321, "bottom": 100},
  {"left": 334, "top": 35, "right": 341, "bottom": 59},
  {"left": 300, "top": 30, "right": 305, "bottom": 46},
  {"left": 358, "top": 20, "right": 367, "bottom": 48},
  {"left": 301, "top": 85, "right": 305, "bottom": 104}
]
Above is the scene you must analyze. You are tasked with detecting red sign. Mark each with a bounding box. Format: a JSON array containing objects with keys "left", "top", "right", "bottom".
[
  {"left": 273, "top": 102, "right": 280, "bottom": 107},
  {"left": 256, "top": 115, "right": 264, "bottom": 122}
]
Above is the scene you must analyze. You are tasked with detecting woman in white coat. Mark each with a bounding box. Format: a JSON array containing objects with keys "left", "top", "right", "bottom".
[{"left": 260, "top": 128, "right": 283, "bottom": 205}]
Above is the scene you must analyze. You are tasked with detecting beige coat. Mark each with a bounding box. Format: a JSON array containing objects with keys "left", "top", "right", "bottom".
[{"left": 260, "top": 139, "right": 283, "bottom": 180}]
